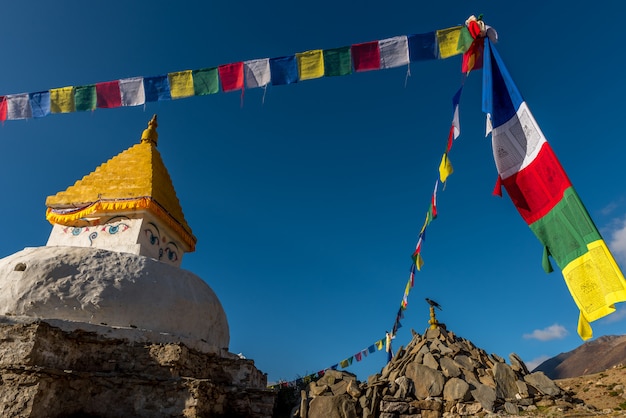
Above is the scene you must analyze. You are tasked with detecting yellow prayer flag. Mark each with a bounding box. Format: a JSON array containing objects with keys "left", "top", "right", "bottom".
[
  {"left": 562, "top": 239, "right": 626, "bottom": 340},
  {"left": 436, "top": 26, "right": 463, "bottom": 59},
  {"left": 50, "top": 87, "right": 75, "bottom": 113},
  {"left": 296, "top": 49, "right": 325, "bottom": 81},
  {"left": 404, "top": 281, "right": 411, "bottom": 296},
  {"left": 439, "top": 153, "right": 453, "bottom": 183},
  {"left": 375, "top": 339, "right": 383, "bottom": 350},
  {"left": 168, "top": 70, "right": 195, "bottom": 99},
  {"left": 415, "top": 253, "right": 424, "bottom": 271}
]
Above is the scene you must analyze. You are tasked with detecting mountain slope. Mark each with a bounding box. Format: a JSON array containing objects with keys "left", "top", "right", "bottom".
[{"left": 534, "top": 335, "right": 626, "bottom": 379}]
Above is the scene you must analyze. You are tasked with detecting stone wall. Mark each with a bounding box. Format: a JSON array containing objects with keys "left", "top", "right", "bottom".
[{"left": 0, "top": 321, "right": 275, "bottom": 418}]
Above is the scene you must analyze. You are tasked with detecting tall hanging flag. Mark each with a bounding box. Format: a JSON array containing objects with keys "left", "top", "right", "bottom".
[{"left": 482, "top": 39, "right": 626, "bottom": 340}]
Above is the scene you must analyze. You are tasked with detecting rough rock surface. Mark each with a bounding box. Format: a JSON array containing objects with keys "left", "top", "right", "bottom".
[
  {"left": 0, "top": 246, "right": 229, "bottom": 349},
  {"left": 0, "top": 321, "right": 274, "bottom": 418},
  {"left": 296, "top": 327, "right": 601, "bottom": 418}
]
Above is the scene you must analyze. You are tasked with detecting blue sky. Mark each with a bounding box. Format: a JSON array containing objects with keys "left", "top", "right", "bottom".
[{"left": 1, "top": 1, "right": 625, "bottom": 383}]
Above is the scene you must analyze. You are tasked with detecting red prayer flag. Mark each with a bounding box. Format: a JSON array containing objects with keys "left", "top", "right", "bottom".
[
  {"left": 218, "top": 62, "right": 244, "bottom": 92},
  {"left": 501, "top": 142, "right": 572, "bottom": 224},
  {"left": 462, "top": 39, "right": 484, "bottom": 73},
  {"left": 352, "top": 41, "right": 380, "bottom": 72},
  {"left": 96, "top": 81, "right": 122, "bottom": 108},
  {"left": 0, "top": 96, "right": 6, "bottom": 122}
]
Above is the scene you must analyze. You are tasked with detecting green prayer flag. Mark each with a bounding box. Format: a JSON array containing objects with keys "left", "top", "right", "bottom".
[
  {"left": 192, "top": 67, "right": 219, "bottom": 96},
  {"left": 529, "top": 187, "right": 601, "bottom": 269},
  {"left": 456, "top": 26, "right": 474, "bottom": 53},
  {"left": 542, "top": 246, "right": 554, "bottom": 273},
  {"left": 74, "top": 85, "right": 97, "bottom": 111},
  {"left": 323, "top": 46, "right": 352, "bottom": 77}
]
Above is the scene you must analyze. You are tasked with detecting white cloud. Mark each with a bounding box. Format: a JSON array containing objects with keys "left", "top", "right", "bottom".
[
  {"left": 602, "top": 306, "right": 626, "bottom": 324},
  {"left": 608, "top": 214, "right": 626, "bottom": 265},
  {"left": 523, "top": 324, "right": 568, "bottom": 341},
  {"left": 525, "top": 355, "right": 550, "bottom": 371}
]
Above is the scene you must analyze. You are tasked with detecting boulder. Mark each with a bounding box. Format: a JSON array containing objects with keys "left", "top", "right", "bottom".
[{"left": 308, "top": 394, "right": 357, "bottom": 418}]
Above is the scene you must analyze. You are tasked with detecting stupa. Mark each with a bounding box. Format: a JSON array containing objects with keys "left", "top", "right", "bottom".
[{"left": 0, "top": 116, "right": 275, "bottom": 417}]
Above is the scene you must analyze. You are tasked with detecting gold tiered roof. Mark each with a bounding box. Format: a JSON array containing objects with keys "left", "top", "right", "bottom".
[{"left": 45, "top": 115, "right": 196, "bottom": 251}]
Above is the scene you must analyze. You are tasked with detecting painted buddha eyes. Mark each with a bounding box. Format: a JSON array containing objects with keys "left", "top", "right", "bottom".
[
  {"left": 144, "top": 222, "right": 179, "bottom": 263},
  {"left": 145, "top": 229, "right": 159, "bottom": 245}
]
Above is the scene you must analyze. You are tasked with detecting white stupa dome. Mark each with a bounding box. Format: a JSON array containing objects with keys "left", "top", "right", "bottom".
[{"left": 0, "top": 246, "right": 229, "bottom": 350}]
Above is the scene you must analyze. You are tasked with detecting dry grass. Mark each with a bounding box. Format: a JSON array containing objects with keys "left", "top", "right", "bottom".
[{"left": 555, "top": 365, "right": 626, "bottom": 416}]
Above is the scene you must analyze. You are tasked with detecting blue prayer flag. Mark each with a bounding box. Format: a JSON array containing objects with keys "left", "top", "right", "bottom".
[
  {"left": 270, "top": 56, "right": 298, "bottom": 86},
  {"left": 143, "top": 75, "right": 171, "bottom": 102},
  {"left": 407, "top": 32, "right": 437, "bottom": 61},
  {"left": 29, "top": 91, "right": 50, "bottom": 118}
]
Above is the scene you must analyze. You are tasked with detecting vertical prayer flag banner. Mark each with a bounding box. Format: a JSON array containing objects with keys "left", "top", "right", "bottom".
[
  {"left": 144, "top": 75, "right": 171, "bottom": 102},
  {"left": 407, "top": 32, "right": 437, "bottom": 61},
  {"left": 270, "top": 56, "right": 298, "bottom": 86},
  {"left": 50, "top": 87, "right": 75, "bottom": 113},
  {"left": 436, "top": 26, "right": 463, "bottom": 59},
  {"left": 119, "top": 77, "right": 145, "bottom": 106},
  {"left": 96, "top": 81, "right": 122, "bottom": 109},
  {"left": 75, "top": 85, "right": 97, "bottom": 111},
  {"left": 296, "top": 49, "right": 325, "bottom": 81},
  {"left": 168, "top": 70, "right": 195, "bottom": 99},
  {"left": 29, "top": 91, "right": 50, "bottom": 118},
  {"left": 352, "top": 41, "right": 381, "bottom": 72},
  {"left": 6, "top": 94, "right": 32, "bottom": 120},
  {"left": 0, "top": 97, "right": 6, "bottom": 122},
  {"left": 323, "top": 46, "right": 352, "bottom": 77},
  {"left": 379, "top": 36, "right": 410, "bottom": 69},
  {"left": 193, "top": 67, "right": 220, "bottom": 95},
  {"left": 218, "top": 62, "right": 244, "bottom": 92},
  {"left": 244, "top": 59, "right": 271, "bottom": 89},
  {"left": 482, "top": 39, "right": 626, "bottom": 340}
]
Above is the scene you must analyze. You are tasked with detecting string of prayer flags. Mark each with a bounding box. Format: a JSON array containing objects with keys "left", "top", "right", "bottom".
[
  {"left": 482, "top": 38, "right": 626, "bottom": 340},
  {"left": 267, "top": 336, "right": 387, "bottom": 388},
  {"left": 0, "top": 22, "right": 478, "bottom": 123}
]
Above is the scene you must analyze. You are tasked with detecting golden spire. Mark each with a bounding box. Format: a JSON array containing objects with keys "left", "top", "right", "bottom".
[{"left": 141, "top": 114, "right": 159, "bottom": 146}]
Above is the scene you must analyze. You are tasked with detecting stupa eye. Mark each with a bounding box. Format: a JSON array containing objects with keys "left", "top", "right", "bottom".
[
  {"left": 145, "top": 229, "right": 158, "bottom": 245},
  {"left": 167, "top": 249, "right": 178, "bottom": 262}
]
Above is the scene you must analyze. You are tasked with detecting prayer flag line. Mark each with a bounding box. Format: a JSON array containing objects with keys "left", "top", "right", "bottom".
[{"left": 0, "top": 24, "right": 486, "bottom": 123}]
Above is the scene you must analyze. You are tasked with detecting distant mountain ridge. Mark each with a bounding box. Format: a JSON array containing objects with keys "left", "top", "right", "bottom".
[{"left": 533, "top": 335, "right": 626, "bottom": 379}]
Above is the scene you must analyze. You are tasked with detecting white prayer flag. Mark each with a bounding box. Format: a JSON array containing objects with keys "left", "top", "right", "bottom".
[
  {"left": 119, "top": 77, "right": 145, "bottom": 107},
  {"left": 244, "top": 58, "right": 271, "bottom": 89},
  {"left": 379, "top": 36, "right": 409, "bottom": 69},
  {"left": 6, "top": 94, "right": 32, "bottom": 120}
]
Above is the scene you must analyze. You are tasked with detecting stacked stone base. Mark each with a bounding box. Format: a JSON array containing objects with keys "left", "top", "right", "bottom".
[
  {"left": 297, "top": 327, "right": 599, "bottom": 418},
  {"left": 0, "top": 321, "right": 275, "bottom": 418}
]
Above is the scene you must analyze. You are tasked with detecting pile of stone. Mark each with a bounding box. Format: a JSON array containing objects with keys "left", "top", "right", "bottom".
[{"left": 296, "top": 326, "right": 598, "bottom": 417}]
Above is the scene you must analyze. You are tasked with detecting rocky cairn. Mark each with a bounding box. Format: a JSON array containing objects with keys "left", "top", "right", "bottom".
[{"left": 296, "top": 327, "right": 596, "bottom": 417}]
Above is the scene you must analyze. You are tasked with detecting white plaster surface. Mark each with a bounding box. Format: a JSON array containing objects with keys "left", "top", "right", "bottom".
[{"left": 0, "top": 246, "right": 229, "bottom": 349}]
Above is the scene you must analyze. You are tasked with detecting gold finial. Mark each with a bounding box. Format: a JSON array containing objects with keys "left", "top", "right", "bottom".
[
  {"left": 425, "top": 298, "right": 442, "bottom": 329},
  {"left": 140, "top": 114, "right": 159, "bottom": 146}
]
